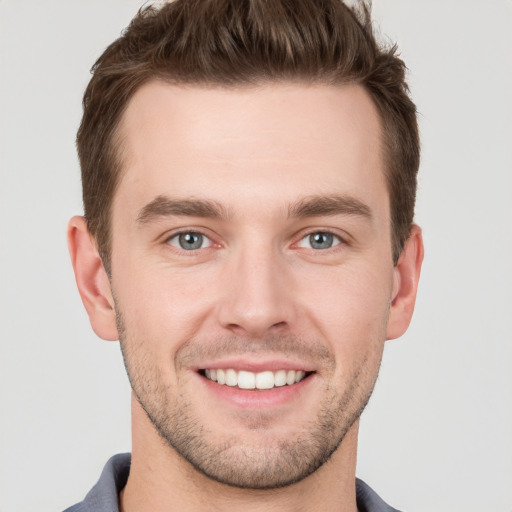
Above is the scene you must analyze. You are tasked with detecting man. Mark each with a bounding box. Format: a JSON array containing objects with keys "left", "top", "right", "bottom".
[{"left": 66, "top": 0, "right": 423, "bottom": 510}]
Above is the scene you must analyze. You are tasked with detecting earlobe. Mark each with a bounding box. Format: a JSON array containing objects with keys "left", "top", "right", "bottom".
[
  {"left": 386, "top": 224, "right": 424, "bottom": 340},
  {"left": 67, "top": 216, "right": 119, "bottom": 341}
]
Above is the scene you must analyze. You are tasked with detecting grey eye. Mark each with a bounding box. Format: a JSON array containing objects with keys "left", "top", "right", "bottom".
[
  {"left": 309, "top": 232, "right": 334, "bottom": 249},
  {"left": 297, "top": 232, "right": 341, "bottom": 250},
  {"left": 168, "top": 232, "right": 211, "bottom": 250}
]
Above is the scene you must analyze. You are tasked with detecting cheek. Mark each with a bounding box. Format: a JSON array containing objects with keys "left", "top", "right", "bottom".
[
  {"left": 298, "top": 262, "right": 393, "bottom": 362},
  {"left": 112, "top": 261, "right": 215, "bottom": 351}
]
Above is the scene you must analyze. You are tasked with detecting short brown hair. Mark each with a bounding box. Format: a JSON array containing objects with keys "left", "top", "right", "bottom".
[{"left": 77, "top": 0, "right": 419, "bottom": 272}]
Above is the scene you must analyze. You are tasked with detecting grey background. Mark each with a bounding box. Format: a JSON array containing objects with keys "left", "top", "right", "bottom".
[{"left": 1, "top": 1, "right": 511, "bottom": 511}]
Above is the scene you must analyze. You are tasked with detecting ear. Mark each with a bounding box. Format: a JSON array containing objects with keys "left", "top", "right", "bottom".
[
  {"left": 386, "top": 224, "right": 424, "bottom": 340},
  {"left": 67, "top": 216, "right": 119, "bottom": 341}
]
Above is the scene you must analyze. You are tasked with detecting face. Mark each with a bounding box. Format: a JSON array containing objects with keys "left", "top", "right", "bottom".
[{"left": 108, "top": 82, "right": 398, "bottom": 488}]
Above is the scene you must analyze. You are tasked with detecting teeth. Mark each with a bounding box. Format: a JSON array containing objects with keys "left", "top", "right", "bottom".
[
  {"left": 274, "top": 370, "right": 287, "bottom": 387},
  {"left": 225, "top": 369, "right": 237, "bottom": 387},
  {"left": 238, "top": 370, "right": 256, "bottom": 389},
  {"left": 255, "top": 371, "right": 274, "bottom": 390},
  {"left": 203, "top": 368, "right": 308, "bottom": 390}
]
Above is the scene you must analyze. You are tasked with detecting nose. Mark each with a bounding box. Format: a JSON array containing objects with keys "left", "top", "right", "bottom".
[{"left": 216, "top": 245, "right": 297, "bottom": 338}]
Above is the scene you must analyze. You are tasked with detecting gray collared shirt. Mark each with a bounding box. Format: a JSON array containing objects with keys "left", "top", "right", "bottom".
[{"left": 63, "top": 453, "right": 402, "bottom": 512}]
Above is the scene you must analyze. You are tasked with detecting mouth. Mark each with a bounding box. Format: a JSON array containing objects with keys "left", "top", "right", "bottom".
[{"left": 199, "top": 368, "right": 313, "bottom": 390}]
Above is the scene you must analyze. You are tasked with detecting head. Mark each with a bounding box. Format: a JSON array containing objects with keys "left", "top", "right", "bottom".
[
  {"left": 69, "top": 0, "right": 423, "bottom": 492},
  {"left": 77, "top": 0, "right": 419, "bottom": 275}
]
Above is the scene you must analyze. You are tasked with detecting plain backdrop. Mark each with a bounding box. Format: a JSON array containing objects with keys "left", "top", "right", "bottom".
[{"left": 0, "top": 1, "right": 511, "bottom": 511}]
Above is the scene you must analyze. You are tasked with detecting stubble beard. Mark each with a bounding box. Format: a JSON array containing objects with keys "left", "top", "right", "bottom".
[{"left": 116, "top": 310, "right": 384, "bottom": 490}]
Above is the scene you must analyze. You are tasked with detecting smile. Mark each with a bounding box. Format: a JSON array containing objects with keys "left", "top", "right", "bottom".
[{"left": 202, "top": 368, "right": 309, "bottom": 390}]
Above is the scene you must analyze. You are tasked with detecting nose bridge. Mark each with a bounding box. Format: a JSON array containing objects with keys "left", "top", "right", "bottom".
[{"left": 218, "top": 238, "right": 294, "bottom": 336}]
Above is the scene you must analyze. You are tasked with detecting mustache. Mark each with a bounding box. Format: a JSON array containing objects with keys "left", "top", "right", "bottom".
[{"left": 176, "top": 334, "right": 335, "bottom": 369}]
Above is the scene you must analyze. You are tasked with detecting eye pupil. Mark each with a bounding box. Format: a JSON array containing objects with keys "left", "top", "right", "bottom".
[
  {"left": 309, "top": 232, "right": 333, "bottom": 250},
  {"left": 179, "top": 232, "right": 203, "bottom": 250}
]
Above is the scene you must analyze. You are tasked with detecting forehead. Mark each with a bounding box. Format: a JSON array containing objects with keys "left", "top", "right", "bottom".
[{"left": 114, "top": 81, "right": 387, "bottom": 220}]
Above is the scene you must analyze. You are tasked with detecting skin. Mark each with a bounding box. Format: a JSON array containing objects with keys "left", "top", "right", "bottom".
[{"left": 68, "top": 82, "right": 423, "bottom": 512}]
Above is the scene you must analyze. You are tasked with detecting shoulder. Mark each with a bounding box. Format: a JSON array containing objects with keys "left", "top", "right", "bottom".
[
  {"left": 356, "top": 478, "right": 403, "bottom": 512},
  {"left": 62, "top": 453, "right": 131, "bottom": 512}
]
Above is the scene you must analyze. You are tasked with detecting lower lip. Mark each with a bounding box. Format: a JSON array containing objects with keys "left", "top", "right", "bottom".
[{"left": 197, "top": 373, "right": 314, "bottom": 409}]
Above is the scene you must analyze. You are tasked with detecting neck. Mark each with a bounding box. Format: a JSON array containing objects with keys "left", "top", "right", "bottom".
[{"left": 120, "top": 396, "right": 360, "bottom": 512}]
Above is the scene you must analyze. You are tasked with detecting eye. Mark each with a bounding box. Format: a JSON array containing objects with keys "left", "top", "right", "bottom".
[
  {"left": 297, "top": 232, "right": 342, "bottom": 250},
  {"left": 167, "top": 232, "right": 212, "bottom": 251}
]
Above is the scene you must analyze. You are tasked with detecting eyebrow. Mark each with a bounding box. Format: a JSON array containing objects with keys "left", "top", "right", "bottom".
[
  {"left": 136, "top": 193, "right": 372, "bottom": 225},
  {"left": 288, "top": 194, "right": 372, "bottom": 220},
  {"left": 136, "top": 195, "right": 231, "bottom": 224}
]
